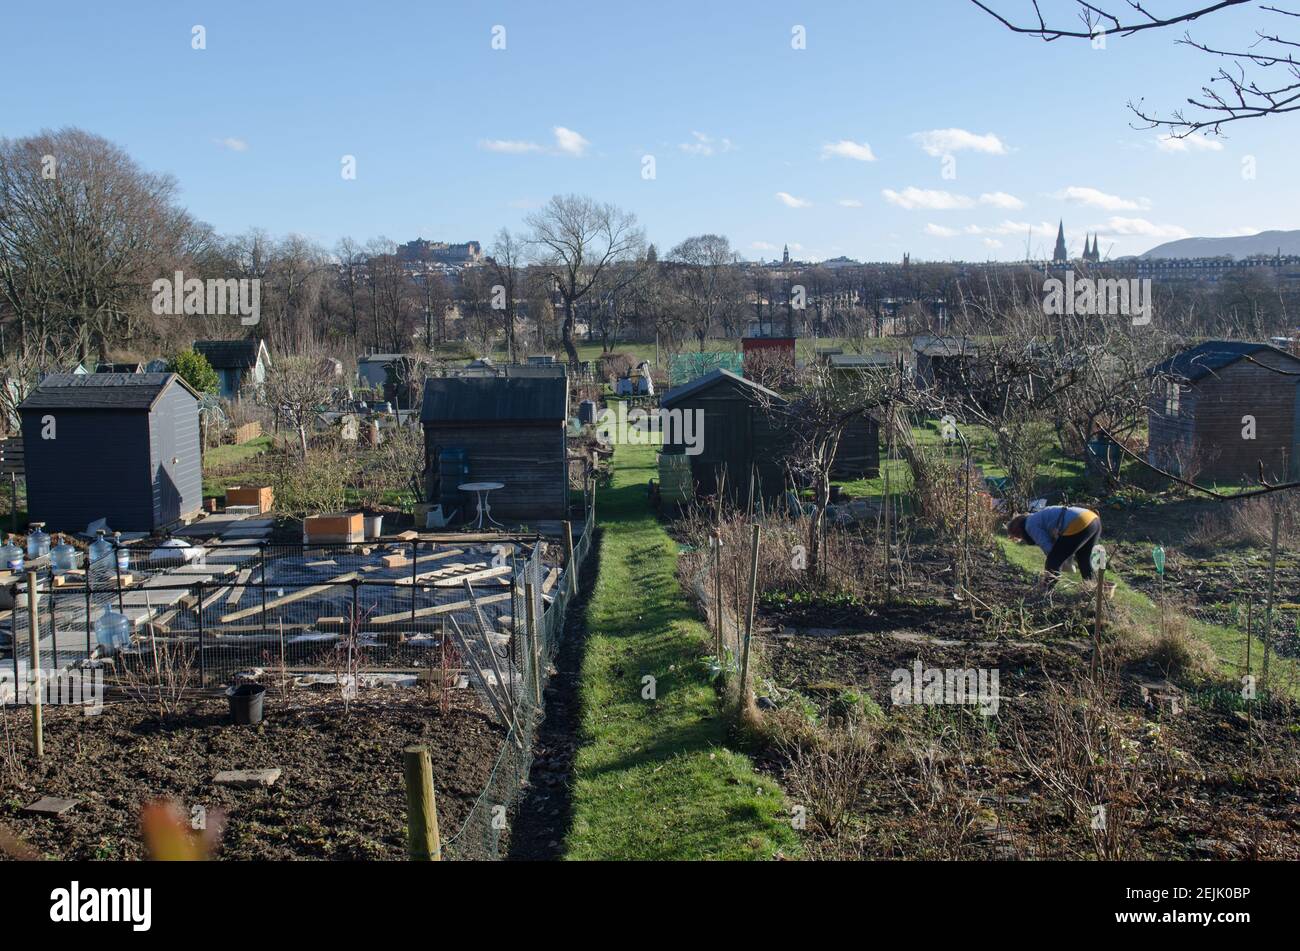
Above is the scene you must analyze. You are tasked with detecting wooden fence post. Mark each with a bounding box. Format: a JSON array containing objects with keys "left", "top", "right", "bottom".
[
  {"left": 25, "top": 571, "right": 43, "bottom": 760},
  {"left": 564, "top": 521, "right": 577, "bottom": 596},
  {"left": 713, "top": 531, "right": 723, "bottom": 658},
  {"left": 524, "top": 580, "right": 541, "bottom": 706},
  {"left": 404, "top": 746, "right": 441, "bottom": 860},
  {"left": 1092, "top": 564, "right": 1105, "bottom": 680},
  {"left": 740, "top": 524, "right": 761, "bottom": 708}
]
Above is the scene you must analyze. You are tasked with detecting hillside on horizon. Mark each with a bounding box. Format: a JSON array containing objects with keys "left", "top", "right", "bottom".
[{"left": 1139, "top": 229, "right": 1300, "bottom": 259}]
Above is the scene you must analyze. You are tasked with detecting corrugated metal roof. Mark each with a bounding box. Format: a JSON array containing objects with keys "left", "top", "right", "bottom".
[
  {"left": 420, "top": 375, "right": 568, "bottom": 423},
  {"left": 660, "top": 368, "right": 786, "bottom": 407},
  {"left": 193, "top": 339, "right": 266, "bottom": 369},
  {"left": 1150, "top": 340, "right": 1300, "bottom": 382},
  {"left": 18, "top": 373, "right": 198, "bottom": 411}
]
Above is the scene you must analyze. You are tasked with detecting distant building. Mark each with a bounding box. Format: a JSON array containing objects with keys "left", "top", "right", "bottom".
[
  {"left": 19, "top": 373, "right": 202, "bottom": 532},
  {"left": 356, "top": 353, "right": 407, "bottom": 389},
  {"left": 397, "top": 239, "right": 483, "bottom": 265},
  {"left": 1053, "top": 221, "right": 1068, "bottom": 264},
  {"left": 1147, "top": 340, "right": 1300, "bottom": 483},
  {"left": 192, "top": 339, "right": 272, "bottom": 401}
]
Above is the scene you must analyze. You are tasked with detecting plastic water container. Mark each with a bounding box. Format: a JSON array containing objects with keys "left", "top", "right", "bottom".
[
  {"left": 50, "top": 535, "right": 78, "bottom": 575},
  {"left": 26, "top": 523, "right": 49, "bottom": 560},
  {"left": 88, "top": 530, "right": 114, "bottom": 584},
  {"left": 94, "top": 607, "right": 131, "bottom": 653},
  {"left": 1, "top": 535, "right": 23, "bottom": 574},
  {"left": 113, "top": 531, "right": 130, "bottom": 572}
]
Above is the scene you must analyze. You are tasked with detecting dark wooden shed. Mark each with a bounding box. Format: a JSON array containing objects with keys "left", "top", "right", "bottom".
[
  {"left": 825, "top": 355, "right": 885, "bottom": 479},
  {"left": 19, "top": 373, "right": 203, "bottom": 532},
  {"left": 420, "top": 375, "right": 569, "bottom": 520},
  {"left": 659, "top": 368, "right": 788, "bottom": 508},
  {"left": 1147, "top": 340, "right": 1300, "bottom": 483},
  {"left": 193, "top": 339, "right": 271, "bottom": 401}
]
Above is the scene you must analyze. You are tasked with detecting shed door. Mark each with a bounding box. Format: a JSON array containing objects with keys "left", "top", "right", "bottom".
[{"left": 155, "top": 412, "right": 183, "bottom": 524}]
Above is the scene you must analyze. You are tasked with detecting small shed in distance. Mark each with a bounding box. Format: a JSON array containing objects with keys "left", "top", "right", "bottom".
[
  {"left": 193, "top": 339, "right": 271, "bottom": 401},
  {"left": 1147, "top": 340, "right": 1300, "bottom": 483},
  {"left": 19, "top": 373, "right": 203, "bottom": 532},
  {"left": 420, "top": 375, "right": 569, "bottom": 520},
  {"left": 913, "top": 335, "right": 979, "bottom": 391},
  {"left": 825, "top": 354, "right": 886, "bottom": 478},
  {"left": 659, "top": 368, "right": 788, "bottom": 508}
]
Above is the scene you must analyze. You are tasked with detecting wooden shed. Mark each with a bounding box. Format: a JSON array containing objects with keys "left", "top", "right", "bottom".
[
  {"left": 825, "top": 355, "right": 885, "bottom": 478},
  {"left": 659, "top": 368, "right": 789, "bottom": 508},
  {"left": 193, "top": 338, "right": 271, "bottom": 401},
  {"left": 420, "top": 375, "right": 569, "bottom": 520},
  {"left": 913, "top": 335, "right": 979, "bottom": 391},
  {"left": 1147, "top": 340, "right": 1300, "bottom": 483},
  {"left": 19, "top": 373, "right": 203, "bottom": 532}
]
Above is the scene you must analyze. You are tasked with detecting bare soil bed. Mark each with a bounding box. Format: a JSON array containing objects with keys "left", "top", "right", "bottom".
[
  {"left": 0, "top": 688, "right": 505, "bottom": 860},
  {"left": 750, "top": 542, "right": 1300, "bottom": 860}
]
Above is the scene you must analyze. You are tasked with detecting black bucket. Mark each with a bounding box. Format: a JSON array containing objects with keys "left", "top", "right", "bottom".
[{"left": 227, "top": 683, "right": 267, "bottom": 726}]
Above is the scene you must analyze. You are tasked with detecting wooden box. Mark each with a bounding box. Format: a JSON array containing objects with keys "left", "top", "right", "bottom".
[
  {"left": 226, "top": 485, "right": 274, "bottom": 513},
  {"left": 304, "top": 512, "right": 364, "bottom": 543}
]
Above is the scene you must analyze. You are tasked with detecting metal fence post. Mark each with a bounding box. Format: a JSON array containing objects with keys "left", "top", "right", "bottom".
[
  {"left": 197, "top": 579, "right": 206, "bottom": 688},
  {"left": 411, "top": 539, "right": 418, "bottom": 625},
  {"left": 84, "top": 567, "right": 93, "bottom": 656}
]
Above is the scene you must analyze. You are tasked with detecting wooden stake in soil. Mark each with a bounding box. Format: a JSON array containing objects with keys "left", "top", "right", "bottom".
[
  {"left": 1262, "top": 509, "right": 1280, "bottom": 694},
  {"left": 713, "top": 530, "right": 723, "bottom": 658},
  {"left": 1092, "top": 564, "right": 1105, "bottom": 680},
  {"left": 403, "top": 746, "right": 441, "bottom": 860},
  {"left": 740, "top": 524, "right": 761, "bottom": 707},
  {"left": 25, "top": 571, "right": 43, "bottom": 760}
]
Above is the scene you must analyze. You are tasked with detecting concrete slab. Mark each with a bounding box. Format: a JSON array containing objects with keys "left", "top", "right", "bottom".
[{"left": 24, "top": 796, "right": 79, "bottom": 816}]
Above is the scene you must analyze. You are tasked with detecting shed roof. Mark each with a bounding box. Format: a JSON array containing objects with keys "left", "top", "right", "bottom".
[
  {"left": 1149, "top": 340, "right": 1300, "bottom": 382},
  {"left": 420, "top": 375, "right": 568, "bottom": 423},
  {"left": 192, "top": 339, "right": 268, "bottom": 370},
  {"left": 660, "top": 368, "right": 786, "bottom": 407},
  {"left": 19, "top": 373, "right": 199, "bottom": 411},
  {"left": 913, "top": 335, "right": 978, "bottom": 357}
]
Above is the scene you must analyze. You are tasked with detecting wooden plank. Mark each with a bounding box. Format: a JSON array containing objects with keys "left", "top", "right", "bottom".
[
  {"left": 366, "top": 591, "right": 511, "bottom": 625},
  {"left": 432, "top": 565, "right": 511, "bottom": 588},
  {"left": 226, "top": 569, "right": 253, "bottom": 605},
  {"left": 220, "top": 571, "right": 358, "bottom": 623},
  {"left": 397, "top": 559, "right": 487, "bottom": 586},
  {"left": 540, "top": 566, "right": 560, "bottom": 595}
]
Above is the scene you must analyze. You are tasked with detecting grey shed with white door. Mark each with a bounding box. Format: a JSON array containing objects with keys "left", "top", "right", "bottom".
[{"left": 19, "top": 373, "right": 203, "bottom": 532}]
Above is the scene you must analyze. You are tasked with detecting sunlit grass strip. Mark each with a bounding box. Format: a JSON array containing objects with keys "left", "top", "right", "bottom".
[{"left": 565, "top": 442, "right": 799, "bottom": 860}]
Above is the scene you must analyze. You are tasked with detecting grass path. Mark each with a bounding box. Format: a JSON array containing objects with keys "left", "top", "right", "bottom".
[{"left": 565, "top": 442, "right": 799, "bottom": 860}]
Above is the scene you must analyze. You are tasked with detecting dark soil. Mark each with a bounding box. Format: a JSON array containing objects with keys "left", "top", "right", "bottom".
[
  {"left": 506, "top": 529, "right": 602, "bottom": 860},
  {"left": 750, "top": 538, "right": 1300, "bottom": 860},
  {"left": 0, "top": 687, "right": 504, "bottom": 860}
]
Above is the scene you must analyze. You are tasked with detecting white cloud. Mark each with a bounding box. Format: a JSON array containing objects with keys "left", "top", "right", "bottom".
[
  {"left": 1156, "top": 134, "right": 1225, "bottom": 153},
  {"left": 911, "top": 129, "right": 1008, "bottom": 157},
  {"left": 751, "top": 241, "right": 778, "bottom": 251},
  {"left": 982, "top": 238, "right": 1003, "bottom": 249},
  {"left": 216, "top": 137, "right": 249, "bottom": 152},
  {"left": 553, "top": 126, "right": 590, "bottom": 157},
  {"left": 1055, "top": 186, "right": 1150, "bottom": 211},
  {"left": 883, "top": 187, "right": 974, "bottom": 210},
  {"left": 838, "top": 198, "right": 864, "bottom": 207},
  {"left": 776, "top": 191, "right": 811, "bottom": 208},
  {"left": 821, "top": 140, "right": 876, "bottom": 162},
  {"left": 1099, "top": 217, "right": 1190, "bottom": 239},
  {"left": 979, "top": 191, "right": 1024, "bottom": 210},
  {"left": 479, "top": 139, "right": 543, "bottom": 154},
  {"left": 679, "top": 131, "right": 733, "bottom": 156},
  {"left": 925, "top": 223, "right": 959, "bottom": 238}
]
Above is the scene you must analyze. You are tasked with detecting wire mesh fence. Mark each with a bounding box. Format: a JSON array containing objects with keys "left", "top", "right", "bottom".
[{"left": 1, "top": 515, "right": 594, "bottom": 860}]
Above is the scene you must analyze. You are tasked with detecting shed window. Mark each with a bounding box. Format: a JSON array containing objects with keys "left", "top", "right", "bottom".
[{"left": 1164, "top": 381, "right": 1180, "bottom": 416}]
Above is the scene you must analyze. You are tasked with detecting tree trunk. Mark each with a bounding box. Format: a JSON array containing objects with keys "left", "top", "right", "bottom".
[{"left": 562, "top": 297, "right": 579, "bottom": 367}]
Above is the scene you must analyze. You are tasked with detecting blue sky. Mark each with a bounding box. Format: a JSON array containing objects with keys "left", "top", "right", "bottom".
[{"left": 4, "top": 0, "right": 1296, "bottom": 262}]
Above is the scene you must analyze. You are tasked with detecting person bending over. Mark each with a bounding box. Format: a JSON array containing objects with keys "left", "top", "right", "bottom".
[{"left": 1007, "top": 505, "right": 1101, "bottom": 592}]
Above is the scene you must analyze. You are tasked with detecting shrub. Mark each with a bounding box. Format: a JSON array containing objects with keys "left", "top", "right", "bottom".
[{"left": 168, "top": 349, "right": 220, "bottom": 395}]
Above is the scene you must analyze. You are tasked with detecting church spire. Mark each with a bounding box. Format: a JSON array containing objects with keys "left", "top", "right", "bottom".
[{"left": 1052, "top": 220, "right": 1068, "bottom": 264}]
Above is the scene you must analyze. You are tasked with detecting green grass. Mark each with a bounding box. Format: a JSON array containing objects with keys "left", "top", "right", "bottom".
[
  {"left": 565, "top": 442, "right": 800, "bottom": 860},
  {"left": 202, "top": 435, "right": 273, "bottom": 497},
  {"left": 997, "top": 535, "right": 1300, "bottom": 698}
]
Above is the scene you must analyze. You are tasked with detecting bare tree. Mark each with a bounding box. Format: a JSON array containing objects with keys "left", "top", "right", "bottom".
[
  {"left": 971, "top": 0, "right": 1299, "bottom": 134},
  {"left": 263, "top": 355, "right": 336, "bottom": 457},
  {"left": 667, "top": 234, "right": 742, "bottom": 350},
  {"left": 526, "top": 194, "right": 645, "bottom": 367},
  {"left": 488, "top": 228, "right": 525, "bottom": 361}
]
